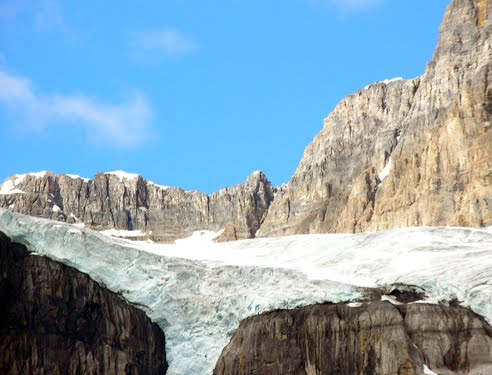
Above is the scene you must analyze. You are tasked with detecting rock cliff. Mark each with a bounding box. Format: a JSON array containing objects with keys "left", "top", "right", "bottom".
[
  {"left": 258, "top": 0, "right": 492, "bottom": 236},
  {"left": 0, "top": 171, "right": 274, "bottom": 242},
  {"left": 214, "top": 302, "right": 492, "bottom": 375},
  {"left": 0, "top": 231, "right": 167, "bottom": 374}
]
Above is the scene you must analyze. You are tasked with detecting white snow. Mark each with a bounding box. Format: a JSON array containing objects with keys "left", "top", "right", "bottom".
[
  {"left": 65, "top": 174, "right": 90, "bottom": 182},
  {"left": 174, "top": 229, "right": 223, "bottom": 245},
  {"left": 347, "top": 302, "right": 363, "bottom": 308},
  {"left": 382, "top": 77, "right": 404, "bottom": 85},
  {"left": 105, "top": 170, "right": 140, "bottom": 182},
  {"left": 378, "top": 157, "right": 392, "bottom": 182},
  {"left": 0, "top": 180, "right": 25, "bottom": 195},
  {"left": 381, "top": 295, "right": 402, "bottom": 305},
  {"left": 148, "top": 181, "right": 171, "bottom": 190},
  {"left": 364, "top": 77, "right": 405, "bottom": 90},
  {"left": 52, "top": 204, "right": 61, "bottom": 213},
  {"left": 17, "top": 171, "right": 49, "bottom": 179},
  {"left": 0, "top": 171, "right": 50, "bottom": 195},
  {"left": 1, "top": 209, "right": 491, "bottom": 375},
  {"left": 423, "top": 364, "right": 439, "bottom": 375},
  {"left": 100, "top": 229, "right": 146, "bottom": 238}
]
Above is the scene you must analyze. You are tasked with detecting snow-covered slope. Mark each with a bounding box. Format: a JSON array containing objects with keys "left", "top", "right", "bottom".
[{"left": 1, "top": 209, "right": 491, "bottom": 375}]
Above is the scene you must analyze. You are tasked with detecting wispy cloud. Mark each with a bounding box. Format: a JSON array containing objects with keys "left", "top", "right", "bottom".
[
  {"left": 0, "top": 70, "right": 154, "bottom": 148},
  {"left": 134, "top": 29, "right": 197, "bottom": 57}
]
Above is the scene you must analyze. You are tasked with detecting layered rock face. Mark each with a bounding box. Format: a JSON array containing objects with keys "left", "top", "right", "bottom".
[
  {"left": 214, "top": 302, "right": 492, "bottom": 375},
  {"left": 258, "top": 0, "right": 492, "bottom": 237},
  {"left": 0, "top": 232, "right": 167, "bottom": 374},
  {"left": 0, "top": 171, "right": 274, "bottom": 242}
]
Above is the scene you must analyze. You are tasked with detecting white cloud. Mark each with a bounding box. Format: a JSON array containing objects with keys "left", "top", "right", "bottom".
[
  {"left": 0, "top": 70, "right": 154, "bottom": 148},
  {"left": 135, "top": 29, "right": 197, "bottom": 56}
]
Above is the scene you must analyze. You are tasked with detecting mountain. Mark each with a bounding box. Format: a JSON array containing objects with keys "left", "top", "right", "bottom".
[
  {"left": 1, "top": 1, "right": 492, "bottom": 375},
  {"left": 0, "top": 171, "right": 274, "bottom": 242},
  {"left": 258, "top": 0, "right": 492, "bottom": 236}
]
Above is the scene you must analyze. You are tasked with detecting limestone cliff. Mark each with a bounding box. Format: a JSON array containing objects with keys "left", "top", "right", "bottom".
[
  {"left": 258, "top": 0, "right": 492, "bottom": 236},
  {"left": 0, "top": 232, "right": 167, "bottom": 374},
  {"left": 0, "top": 171, "right": 274, "bottom": 242},
  {"left": 214, "top": 302, "right": 492, "bottom": 375}
]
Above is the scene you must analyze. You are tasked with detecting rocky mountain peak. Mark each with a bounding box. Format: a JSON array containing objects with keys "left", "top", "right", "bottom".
[{"left": 257, "top": 0, "right": 492, "bottom": 237}]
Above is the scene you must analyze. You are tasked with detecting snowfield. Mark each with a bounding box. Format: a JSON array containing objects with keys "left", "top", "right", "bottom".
[{"left": 0, "top": 209, "right": 491, "bottom": 375}]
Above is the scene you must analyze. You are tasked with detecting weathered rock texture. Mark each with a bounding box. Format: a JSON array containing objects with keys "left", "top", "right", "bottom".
[
  {"left": 214, "top": 302, "right": 492, "bottom": 375},
  {"left": 0, "top": 171, "right": 274, "bottom": 242},
  {"left": 258, "top": 0, "right": 492, "bottom": 237},
  {"left": 0, "top": 232, "right": 167, "bottom": 375}
]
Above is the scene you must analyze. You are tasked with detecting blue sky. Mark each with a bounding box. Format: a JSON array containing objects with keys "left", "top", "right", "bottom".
[{"left": 0, "top": 0, "right": 449, "bottom": 193}]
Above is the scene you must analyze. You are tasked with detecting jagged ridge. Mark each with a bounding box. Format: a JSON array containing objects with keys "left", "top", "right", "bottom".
[{"left": 0, "top": 171, "right": 274, "bottom": 242}]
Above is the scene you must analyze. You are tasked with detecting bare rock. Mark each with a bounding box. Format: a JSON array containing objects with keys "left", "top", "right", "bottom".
[
  {"left": 0, "top": 231, "right": 167, "bottom": 374},
  {"left": 258, "top": 0, "right": 492, "bottom": 237},
  {"left": 0, "top": 171, "right": 274, "bottom": 242},
  {"left": 214, "top": 302, "right": 492, "bottom": 375}
]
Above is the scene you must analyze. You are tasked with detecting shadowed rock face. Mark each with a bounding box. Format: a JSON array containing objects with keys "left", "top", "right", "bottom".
[
  {"left": 0, "top": 232, "right": 167, "bottom": 375},
  {"left": 214, "top": 302, "right": 492, "bottom": 375},
  {"left": 0, "top": 171, "right": 274, "bottom": 242},
  {"left": 258, "top": 0, "right": 492, "bottom": 237}
]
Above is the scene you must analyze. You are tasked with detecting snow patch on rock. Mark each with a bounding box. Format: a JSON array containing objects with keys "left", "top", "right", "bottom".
[
  {"left": 0, "top": 180, "right": 25, "bottom": 195},
  {"left": 65, "top": 174, "right": 90, "bottom": 182},
  {"left": 378, "top": 157, "right": 392, "bottom": 182},
  {"left": 423, "top": 364, "right": 439, "bottom": 375},
  {"left": 101, "top": 229, "right": 146, "bottom": 238},
  {"left": 105, "top": 170, "right": 140, "bottom": 182}
]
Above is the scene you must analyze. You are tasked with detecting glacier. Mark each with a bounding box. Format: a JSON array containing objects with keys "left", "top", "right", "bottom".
[{"left": 0, "top": 208, "right": 491, "bottom": 375}]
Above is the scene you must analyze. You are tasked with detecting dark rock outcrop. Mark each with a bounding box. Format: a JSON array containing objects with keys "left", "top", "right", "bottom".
[
  {"left": 0, "top": 171, "right": 274, "bottom": 242},
  {"left": 214, "top": 302, "right": 492, "bottom": 375},
  {"left": 258, "top": 0, "right": 492, "bottom": 237},
  {"left": 0, "top": 232, "right": 167, "bottom": 375}
]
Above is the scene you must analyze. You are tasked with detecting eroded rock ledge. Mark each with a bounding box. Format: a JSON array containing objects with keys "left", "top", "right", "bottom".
[
  {"left": 0, "top": 232, "right": 167, "bottom": 375},
  {"left": 214, "top": 302, "right": 492, "bottom": 375}
]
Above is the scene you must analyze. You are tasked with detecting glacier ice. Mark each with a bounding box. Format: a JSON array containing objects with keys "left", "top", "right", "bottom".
[{"left": 1, "top": 209, "right": 492, "bottom": 375}]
